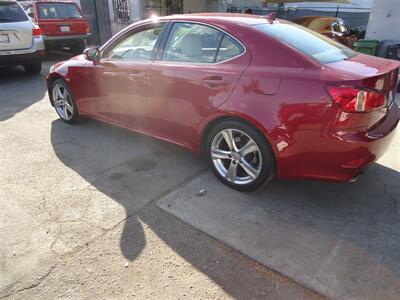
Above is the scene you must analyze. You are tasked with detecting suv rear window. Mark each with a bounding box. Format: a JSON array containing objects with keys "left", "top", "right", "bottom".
[
  {"left": 254, "top": 22, "right": 356, "bottom": 64},
  {"left": 0, "top": 2, "right": 28, "bottom": 23},
  {"left": 37, "top": 3, "right": 83, "bottom": 19}
]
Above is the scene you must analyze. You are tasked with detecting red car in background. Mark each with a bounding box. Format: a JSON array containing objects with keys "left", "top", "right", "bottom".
[
  {"left": 26, "top": 1, "right": 90, "bottom": 54},
  {"left": 47, "top": 14, "right": 400, "bottom": 190}
]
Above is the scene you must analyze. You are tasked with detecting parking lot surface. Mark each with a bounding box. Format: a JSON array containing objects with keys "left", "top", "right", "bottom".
[
  {"left": 1, "top": 59, "right": 319, "bottom": 299},
  {"left": 158, "top": 148, "right": 400, "bottom": 299},
  {"left": 1, "top": 57, "right": 399, "bottom": 299}
]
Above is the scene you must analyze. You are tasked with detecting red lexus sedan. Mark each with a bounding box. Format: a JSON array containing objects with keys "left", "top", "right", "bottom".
[{"left": 47, "top": 14, "right": 400, "bottom": 190}]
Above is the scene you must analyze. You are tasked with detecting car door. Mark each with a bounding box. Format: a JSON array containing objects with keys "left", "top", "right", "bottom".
[
  {"left": 92, "top": 22, "right": 167, "bottom": 128},
  {"left": 146, "top": 22, "right": 251, "bottom": 147}
]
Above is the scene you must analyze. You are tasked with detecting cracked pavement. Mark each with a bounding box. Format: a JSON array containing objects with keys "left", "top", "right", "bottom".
[{"left": 1, "top": 56, "right": 399, "bottom": 299}]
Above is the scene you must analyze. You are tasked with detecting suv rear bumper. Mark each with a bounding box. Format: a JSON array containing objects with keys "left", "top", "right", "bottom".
[
  {"left": 43, "top": 33, "right": 91, "bottom": 41},
  {"left": 0, "top": 50, "right": 45, "bottom": 67},
  {"left": 0, "top": 36, "right": 45, "bottom": 67}
]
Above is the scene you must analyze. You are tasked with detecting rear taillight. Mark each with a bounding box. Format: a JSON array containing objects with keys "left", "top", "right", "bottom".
[
  {"left": 32, "top": 27, "right": 43, "bottom": 38},
  {"left": 327, "top": 86, "right": 387, "bottom": 113},
  {"left": 84, "top": 23, "right": 90, "bottom": 33}
]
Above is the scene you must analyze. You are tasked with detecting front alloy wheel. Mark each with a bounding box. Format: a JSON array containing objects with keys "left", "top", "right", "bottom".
[
  {"left": 206, "top": 120, "right": 275, "bottom": 191},
  {"left": 51, "top": 79, "right": 79, "bottom": 123}
]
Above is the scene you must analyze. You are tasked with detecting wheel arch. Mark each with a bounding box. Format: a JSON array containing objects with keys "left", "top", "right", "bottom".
[{"left": 47, "top": 73, "right": 66, "bottom": 106}]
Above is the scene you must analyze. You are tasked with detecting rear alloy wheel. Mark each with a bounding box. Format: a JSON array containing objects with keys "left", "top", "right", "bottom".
[
  {"left": 51, "top": 79, "right": 80, "bottom": 124},
  {"left": 206, "top": 120, "right": 275, "bottom": 191},
  {"left": 23, "top": 62, "right": 42, "bottom": 75}
]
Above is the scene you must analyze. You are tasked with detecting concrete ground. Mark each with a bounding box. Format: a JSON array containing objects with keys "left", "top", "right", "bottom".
[
  {"left": 1, "top": 58, "right": 319, "bottom": 299},
  {"left": 1, "top": 55, "right": 399, "bottom": 299},
  {"left": 158, "top": 149, "right": 400, "bottom": 299}
]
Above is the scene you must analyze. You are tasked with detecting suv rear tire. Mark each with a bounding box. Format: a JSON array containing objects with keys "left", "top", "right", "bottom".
[
  {"left": 24, "top": 62, "right": 42, "bottom": 75},
  {"left": 71, "top": 40, "right": 85, "bottom": 55}
]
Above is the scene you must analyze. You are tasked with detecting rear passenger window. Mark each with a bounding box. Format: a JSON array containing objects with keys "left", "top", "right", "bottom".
[
  {"left": 0, "top": 3, "right": 28, "bottom": 22},
  {"left": 163, "top": 23, "right": 223, "bottom": 63},
  {"left": 216, "top": 35, "right": 245, "bottom": 63},
  {"left": 37, "top": 3, "right": 83, "bottom": 19},
  {"left": 162, "top": 22, "right": 244, "bottom": 64}
]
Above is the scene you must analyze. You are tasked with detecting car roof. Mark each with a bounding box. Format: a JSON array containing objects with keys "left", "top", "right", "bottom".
[
  {"left": 155, "top": 13, "right": 289, "bottom": 27},
  {"left": 33, "top": 0, "right": 78, "bottom": 3}
]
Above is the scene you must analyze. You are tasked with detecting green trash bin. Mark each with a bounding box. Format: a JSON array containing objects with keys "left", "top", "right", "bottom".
[{"left": 353, "top": 40, "right": 380, "bottom": 56}]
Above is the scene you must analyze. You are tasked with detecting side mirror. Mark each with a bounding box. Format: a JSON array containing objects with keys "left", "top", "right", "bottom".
[{"left": 83, "top": 47, "right": 101, "bottom": 62}]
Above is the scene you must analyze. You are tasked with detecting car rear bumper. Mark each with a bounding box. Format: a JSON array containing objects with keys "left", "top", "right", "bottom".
[
  {"left": 43, "top": 33, "right": 91, "bottom": 41},
  {"left": 336, "top": 102, "right": 400, "bottom": 179},
  {"left": 278, "top": 101, "right": 400, "bottom": 181},
  {"left": 0, "top": 50, "right": 45, "bottom": 67}
]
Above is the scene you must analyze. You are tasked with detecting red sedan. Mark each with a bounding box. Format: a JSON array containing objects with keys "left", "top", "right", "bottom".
[{"left": 47, "top": 14, "right": 400, "bottom": 190}]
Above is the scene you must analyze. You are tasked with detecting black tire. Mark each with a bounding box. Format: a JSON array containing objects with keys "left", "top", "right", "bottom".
[
  {"left": 70, "top": 40, "right": 85, "bottom": 55},
  {"left": 23, "top": 62, "right": 42, "bottom": 75},
  {"left": 50, "top": 78, "right": 80, "bottom": 124},
  {"left": 205, "top": 120, "right": 275, "bottom": 191}
]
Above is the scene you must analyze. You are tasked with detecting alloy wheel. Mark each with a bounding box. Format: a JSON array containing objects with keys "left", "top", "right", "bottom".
[
  {"left": 52, "top": 83, "right": 74, "bottom": 121},
  {"left": 211, "top": 129, "right": 262, "bottom": 185}
]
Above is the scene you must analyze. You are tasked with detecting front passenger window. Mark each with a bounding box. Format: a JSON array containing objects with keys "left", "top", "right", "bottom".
[{"left": 105, "top": 25, "right": 164, "bottom": 61}]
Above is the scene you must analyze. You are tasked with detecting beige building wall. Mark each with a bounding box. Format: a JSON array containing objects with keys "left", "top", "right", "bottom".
[
  {"left": 366, "top": 0, "right": 400, "bottom": 41},
  {"left": 229, "top": 0, "right": 266, "bottom": 7},
  {"left": 183, "top": 0, "right": 207, "bottom": 13}
]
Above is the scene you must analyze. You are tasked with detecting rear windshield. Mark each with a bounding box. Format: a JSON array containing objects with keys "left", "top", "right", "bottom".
[
  {"left": 37, "top": 3, "right": 83, "bottom": 19},
  {"left": 0, "top": 3, "right": 29, "bottom": 23},
  {"left": 254, "top": 22, "right": 356, "bottom": 64}
]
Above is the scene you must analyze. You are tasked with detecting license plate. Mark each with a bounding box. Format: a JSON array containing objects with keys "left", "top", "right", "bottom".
[
  {"left": 60, "top": 26, "right": 70, "bottom": 32},
  {"left": 0, "top": 34, "right": 9, "bottom": 43}
]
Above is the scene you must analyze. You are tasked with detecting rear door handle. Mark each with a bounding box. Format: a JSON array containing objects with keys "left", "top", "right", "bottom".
[{"left": 202, "top": 76, "right": 229, "bottom": 88}]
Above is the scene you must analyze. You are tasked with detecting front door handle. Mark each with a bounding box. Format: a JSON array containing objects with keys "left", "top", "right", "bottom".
[{"left": 128, "top": 72, "right": 146, "bottom": 80}]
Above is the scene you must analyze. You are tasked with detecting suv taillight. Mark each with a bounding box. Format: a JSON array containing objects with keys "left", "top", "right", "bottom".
[
  {"left": 32, "top": 27, "right": 43, "bottom": 38},
  {"left": 84, "top": 23, "right": 90, "bottom": 33},
  {"left": 327, "top": 86, "right": 387, "bottom": 113}
]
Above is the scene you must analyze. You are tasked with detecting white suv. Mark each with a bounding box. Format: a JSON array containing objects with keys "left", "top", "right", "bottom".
[{"left": 0, "top": 0, "right": 45, "bottom": 74}]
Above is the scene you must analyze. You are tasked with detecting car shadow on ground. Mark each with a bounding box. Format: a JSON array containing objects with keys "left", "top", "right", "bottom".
[
  {"left": 0, "top": 66, "right": 47, "bottom": 122},
  {"left": 50, "top": 118, "right": 400, "bottom": 297},
  {"left": 0, "top": 51, "right": 73, "bottom": 122},
  {"left": 45, "top": 50, "right": 73, "bottom": 62}
]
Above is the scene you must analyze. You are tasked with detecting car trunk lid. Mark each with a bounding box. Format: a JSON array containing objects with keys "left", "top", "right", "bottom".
[{"left": 325, "top": 53, "right": 399, "bottom": 82}]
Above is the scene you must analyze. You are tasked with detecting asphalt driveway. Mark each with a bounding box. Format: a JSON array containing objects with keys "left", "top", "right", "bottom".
[
  {"left": 1, "top": 57, "right": 399, "bottom": 299},
  {"left": 0, "top": 59, "right": 318, "bottom": 299}
]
